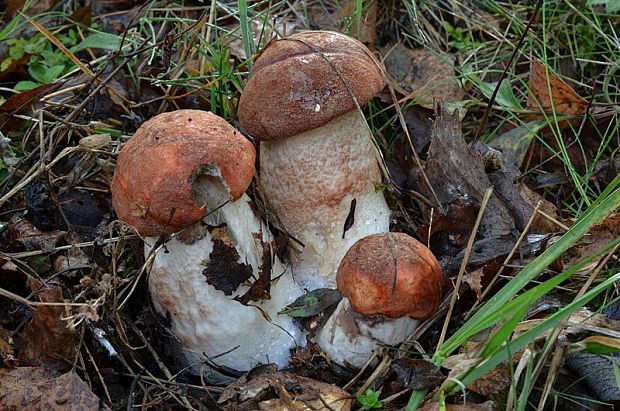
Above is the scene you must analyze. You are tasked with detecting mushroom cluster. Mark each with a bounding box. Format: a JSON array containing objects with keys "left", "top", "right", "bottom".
[{"left": 110, "top": 31, "right": 444, "bottom": 374}]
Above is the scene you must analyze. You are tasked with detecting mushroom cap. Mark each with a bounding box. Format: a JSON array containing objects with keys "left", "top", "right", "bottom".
[
  {"left": 238, "top": 31, "right": 385, "bottom": 141},
  {"left": 111, "top": 110, "right": 256, "bottom": 236},
  {"left": 336, "top": 232, "right": 443, "bottom": 319}
]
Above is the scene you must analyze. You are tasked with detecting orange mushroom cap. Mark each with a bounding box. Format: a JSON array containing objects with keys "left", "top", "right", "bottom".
[
  {"left": 111, "top": 110, "right": 256, "bottom": 236},
  {"left": 336, "top": 232, "right": 443, "bottom": 319}
]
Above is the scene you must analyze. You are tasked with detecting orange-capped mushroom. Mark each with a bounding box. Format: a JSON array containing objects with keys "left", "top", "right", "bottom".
[
  {"left": 111, "top": 109, "right": 255, "bottom": 236},
  {"left": 316, "top": 232, "right": 443, "bottom": 368}
]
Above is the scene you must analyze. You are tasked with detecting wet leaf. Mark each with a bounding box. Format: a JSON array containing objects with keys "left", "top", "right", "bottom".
[
  {"left": 526, "top": 59, "right": 587, "bottom": 121},
  {"left": 0, "top": 367, "right": 111, "bottom": 410},
  {"left": 390, "top": 358, "right": 444, "bottom": 390},
  {"left": 279, "top": 288, "right": 342, "bottom": 318},
  {"left": 384, "top": 44, "right": 464, "bottom": 106},
  {"left": 489, "top": 120, "right": 546, "bottom": 167}
]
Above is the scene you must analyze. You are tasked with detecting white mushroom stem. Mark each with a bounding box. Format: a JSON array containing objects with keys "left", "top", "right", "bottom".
[
  {"left": 315, "top": 299, "right": 419, "bottom": 368},
  {"left": 260, "top": 110, "right": 390, "bottom": 289},
  {"left": 147, "top": 194, "right": 305, "bottom": 372}
]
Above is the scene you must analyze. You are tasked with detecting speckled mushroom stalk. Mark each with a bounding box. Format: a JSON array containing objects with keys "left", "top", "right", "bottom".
[
  {"left": 238, "top": 31, "right": 390, "bottom": 290},
  {"left": 111, "top": 110, "right": 304, "bottom": 371},
  {"left": 315, "top": 233, "right": 443, "bottom": 368}
]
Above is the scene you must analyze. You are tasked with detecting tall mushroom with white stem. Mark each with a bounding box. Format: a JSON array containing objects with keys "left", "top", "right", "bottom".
[
  {"left": 238, "top": 31, "right": 390, "bottom": 290},
  {"left": 316, "top": 232, "right": 444, "bottom": 368},
  {"left": 111, "top": 109, "right": 304, "bottom": 372}
]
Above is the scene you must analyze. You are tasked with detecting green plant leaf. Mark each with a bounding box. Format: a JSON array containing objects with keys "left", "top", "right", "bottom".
[
  {"left": 357, "top": 389, "right": 383, "bottom": 410},
  {"left": 590, "top": 0, "right": 620, "bottom": 13},
  {"left": 70, "top": 32, "right": 124, "bottom": 53},
  {"left": 14, "top": 80, "right": 40, "bottom": 91}
]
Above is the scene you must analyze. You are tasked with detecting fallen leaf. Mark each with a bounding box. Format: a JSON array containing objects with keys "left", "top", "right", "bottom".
[
  {"left": 7, "top": 215, "right": 65, "bottom": 252},
  {"left": 526, "top": 59, "right": 587, "bottom": 121},
  {"left": 390, "top": 358, "right": 444, "bottom": 390},
  {"left": 463, "top": 268, "right": 484, "bottom": 301},
  {"left": 0, "top": 367, "right": 111, "bottom": 410},
  {"left": 489, "top": 120, "right": 547, "bottom": 167},
  {"left": 279, "top": 288, "right": 342, "bottom": 318},
  {"left": 0, "top": 82, "right": 62, "bottom": 133},
  {"left": 308, "top": 1, "right": 377, "bottom": 48},
  {"left": 17, "top": 279, "right": 78, "bottom": 368},
  {"left": 384, "top": 44, "right": 464, "bottom": 107},
  {"left": 409, "top": 105, "right": 515, "bottom": 239},
  {"left": 219, "top": 371, "right": 352, "bottom": 410}
]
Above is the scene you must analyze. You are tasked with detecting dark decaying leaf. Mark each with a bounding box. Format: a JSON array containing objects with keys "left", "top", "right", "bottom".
[
  {"left": 7, "top": 215, "right": 65, "bottom": 253},
  {"left": 23, "top": 179, "right": 59, "bottom": 231},
  {"left": 0, "top": 367, "right": 111, "bottom": 410},
  {"left": 390, "top": 358, "right": 444, "bottom": 390},
  {"left": 409, "top": 106, "right": 515, "bottom": 239},
  {"left": 342, "top": 198, "right": 356, "bottom": 239},
  {"left": 235, "top": 232, "right": 273, "bottom": 305},
  {"left": 279, "top": 288, "right": 342, "bottom": 318},
  {"left": 202, "top": 226, "right": 253, "bottom": 296}
]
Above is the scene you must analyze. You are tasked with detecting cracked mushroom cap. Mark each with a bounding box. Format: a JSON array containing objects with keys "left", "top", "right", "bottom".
[
  {"left": 336, "top": 232, "right": 443, "bottom": 319},
  {"left": 111, "top": 110, "right": 256, "bottom": 236},
  {"left": 238, "top": 30, "right": 385, "bottom": 141}
]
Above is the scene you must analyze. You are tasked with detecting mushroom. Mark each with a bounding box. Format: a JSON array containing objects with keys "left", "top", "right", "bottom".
[
  {"left": 237, "top": 31, "right": 390, "bottom": 290},
  {"left": 111, "top": 110, "right": 304, "bottom": 372},
  {"left": 315, "top": 232, "right": 443, "bottom": 368}
]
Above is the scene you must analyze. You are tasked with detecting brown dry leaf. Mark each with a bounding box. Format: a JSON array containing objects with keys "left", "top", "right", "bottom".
[
  {"left": 466, "top": 363, "right": 512, "bottom": 396},
  {"left": 526, "top": 59, "right": 587, "bottom": 121},
  {"left": 383, "top": 44, "right": 464, "bottom": 107},
  {"left": 17, "top": 279, "right": 78, "bottom": 368},
  {"left": 308, "top": 1, "right": 377, "bottom": 48},
  {"left": 420, "top": 400, "right": 499, "bottom": 411},
  {"left": 0, "top": 325, "right": 16, "bottom": 367},
  {"left": 0, "top": 367, "right": 111, "bottom": 410},
  {"left": 518, "top": 183, "right": 560, "bottom": 233},
  {"left": 0, "top": 82, "right": 62, "bottom": 133},
  {"left": 463, "top": 268, "right": 484, "bottom": 301},
  {"left": 562, "top": 212, "right": 620, "bottom": 267},
  {"left": 219, "top": 371, "right": 352, "bottom": 411}
]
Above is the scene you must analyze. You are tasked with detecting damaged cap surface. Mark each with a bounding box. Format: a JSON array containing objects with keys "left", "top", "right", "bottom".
[
  {"left": 111, "top": 110, "right": 256, "bottom": 236},
  {"left": 238, "top": 31, "right": 385, "bottom": 140},
  {"left": 337, "top": 232, "right": 443, "bottom": 319}
]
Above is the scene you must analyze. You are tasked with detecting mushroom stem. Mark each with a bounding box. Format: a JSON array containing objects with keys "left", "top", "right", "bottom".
[
  {"left": 260, "top": 110, "right": 390, "bottom": 289},
  {"left": 315, "top": 299, "right": 419, "bottom": 368},
  {"left": 147, "top": 194, "right": 304, "bottom": 372}
]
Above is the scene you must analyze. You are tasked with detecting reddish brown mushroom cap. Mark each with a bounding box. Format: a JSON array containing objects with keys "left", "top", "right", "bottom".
[
  {"left": 238, "top": 31, "right": 385, "bottom": 141},
  {"left": 336, "top": 232, "right": 443, "bottom": 319},
  {"left": 111, "top": 110, "right": 256, "bottom": 236}
]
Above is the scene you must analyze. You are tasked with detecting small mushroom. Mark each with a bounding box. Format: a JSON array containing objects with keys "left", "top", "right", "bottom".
[
  {"left": 315, "top": 232, "right": 443, "bottom": 368},
  {"left": 111, "top": 110, "right": 304, "bottom": 371},
  {"left": 238, "top": 31, "right": 390, "bottom": 290}
]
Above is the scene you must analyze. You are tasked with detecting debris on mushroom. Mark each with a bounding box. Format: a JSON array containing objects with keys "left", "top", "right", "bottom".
[
  {"left": 238, "top": 31, "right": 390, "bottom": 290},
  {"left": 111, "top": 110, "right": 304, "bottom": 372},
  {"left": 315, "top": 232, "right": 443, "bottom": 368}
]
